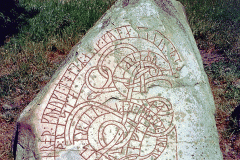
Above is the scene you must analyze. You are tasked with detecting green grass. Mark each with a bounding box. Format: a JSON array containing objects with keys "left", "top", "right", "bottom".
[
  {"left": 179, "top": 0, "right": 240, "bottom": 52},
  {"left": 17, "top": 0, "right": 112, "bottom": 42},
  {"left": 204, "top": 53, "right": 240, "bottom": 144},
  {"left": 205, "top": 59, "right": 240, "bottom": 109}
]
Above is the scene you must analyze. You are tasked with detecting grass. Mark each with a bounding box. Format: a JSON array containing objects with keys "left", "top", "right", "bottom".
[
  {"left": 179, "top": 0, "right": 240, "bottom": 53},
  {"left": 17, "top": 0, "right": 111, "bottom": 42},
  {"left": 0, "top": 0, "right": 239, "bottom": 159},
  {"left": 206, "top": 59, "right": 240, "bottom": 111},
  {"left": 0, "top": 0, "right": 115, "bottom": 102}
]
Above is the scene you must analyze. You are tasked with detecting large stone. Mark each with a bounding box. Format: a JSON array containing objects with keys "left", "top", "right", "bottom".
[{"left": 13, "top": 0, "right": 223, "bottom": 159}]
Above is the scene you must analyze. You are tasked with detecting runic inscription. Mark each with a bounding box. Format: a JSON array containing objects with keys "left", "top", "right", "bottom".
[{"left": 40, "top": 25, "right": 183, "bottom": 159}]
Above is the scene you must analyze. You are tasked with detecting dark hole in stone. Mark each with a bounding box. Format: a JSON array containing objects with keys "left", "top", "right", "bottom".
[
  {"left": 122, "top": 0, "right": 129, "bottom": 7},
  {"left": 101, "top": 17, "right": 111, "bottom": 29},
  {"left": 122, "top": 0, "right": 139, "bottom": 8}
]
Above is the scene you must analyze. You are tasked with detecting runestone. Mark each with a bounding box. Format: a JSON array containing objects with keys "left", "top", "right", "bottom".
[
  {"left": 14, "top": 0, "right": 223, "bottom": 160},
  {"left": 39, "top": 25, "right": 182, "bottom": 159}
]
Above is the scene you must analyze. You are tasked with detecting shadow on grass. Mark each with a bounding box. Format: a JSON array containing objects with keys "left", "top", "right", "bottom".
[{"left": 0, "top": 0, "right": 39, "bottom": 46}]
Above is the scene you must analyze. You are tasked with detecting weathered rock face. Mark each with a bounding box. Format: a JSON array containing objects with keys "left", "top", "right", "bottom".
[{"left": 14, "top": 0, "right": 223, "bottom": 159}]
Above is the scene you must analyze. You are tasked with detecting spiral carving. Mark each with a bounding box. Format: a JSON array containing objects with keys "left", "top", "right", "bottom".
[{"left": 40, "top": 25, "right": 182, "bottom": 159}]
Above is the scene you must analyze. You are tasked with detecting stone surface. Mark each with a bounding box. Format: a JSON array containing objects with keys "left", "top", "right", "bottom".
[
  {"left": 2, "top": 103, "right": 14, "bottom": 110},
  {"left": 14, "top": 0, "right": 223, "bottom": 159}
]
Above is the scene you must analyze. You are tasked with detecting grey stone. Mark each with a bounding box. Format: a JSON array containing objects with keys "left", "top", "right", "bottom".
[
  {"left": 1, "top": 110, "right": 14, "bottom": 121},
  {"left": 2, "top": 103, "right": 15, "bottom": 110},
  {"left": 14, "top": 0, "right": 223, "bottom": 159}
]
